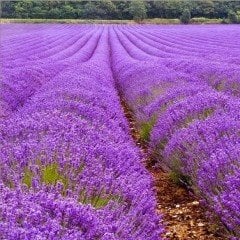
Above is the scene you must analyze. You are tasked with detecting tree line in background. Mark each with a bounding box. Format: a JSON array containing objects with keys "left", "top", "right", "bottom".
[{"left": 1, "top": 0, "right": 240, "bottom": 23}]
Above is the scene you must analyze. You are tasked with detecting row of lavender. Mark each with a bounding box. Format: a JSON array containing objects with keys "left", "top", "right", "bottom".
[
  {"left": 110, "top": 25, "right": 240, "bottom": 237},
  {"left": 1, "top": 24, "right": 101, "bottom": 117},
  {"left": 0, "top": 25, "right": 162, "bottom": 239}
]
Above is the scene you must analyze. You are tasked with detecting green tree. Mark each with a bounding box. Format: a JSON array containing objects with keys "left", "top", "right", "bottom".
[
  {"left": 82, "top": 2, "right": 99, "bottom": 19},
  {"left": 97, "top": 0, "right": 118, "bottom": 19},
  {"left": 1, "top": 1, "right": 15, "bottom": 18},
  {"left": 237, "top": 11, "right": 240, "bottom": 21},
  {"left": 48, "top": 8, "right": 61, "bottom": 19},
  {"left": 180, "top": 8, "right": 191, "bottom": 24},
  {"left": 31, "top": 6, "right": 44, "bottom": 18},
  {"left": 62, "top": 4, "right": 76, "bottom": 19},
  {"left": 191, "top": 0, "right": 214, "bottom": 18},
  {"left": 153, "top": 0, "right": 185, "bottom": 19},
  {"left": 14, "top": 0, "right": 34, "bottom": 18},
  {"left": 115, "top": 1, "right": 130, "bottom": 19},
  {"left": 129, "top": 0, "right": 147, "bottom": 22}
]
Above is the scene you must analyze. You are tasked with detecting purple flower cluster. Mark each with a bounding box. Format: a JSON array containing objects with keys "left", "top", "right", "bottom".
[
  {"left": 0, "top": 25, "right": 162, "bottom": 239},
  {"left": 0, "top": 24, "right": 100, "bottom": 116},
  {"left": 2, "top": 23, "right": 240, "bottom": 238},
  {"left": 111, "top": 25, "right": 240, "bottom": 237}
]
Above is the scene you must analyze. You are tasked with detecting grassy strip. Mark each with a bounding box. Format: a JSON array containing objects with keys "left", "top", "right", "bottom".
[
  {"left": 0, "top": 18, "right": 134, "bottom": 24},
  {"left": 0, "top": 17, "right": 224, "bottom": 24},
  {"left": 190, "top": 17, "right": 223, "bottom": 24}
]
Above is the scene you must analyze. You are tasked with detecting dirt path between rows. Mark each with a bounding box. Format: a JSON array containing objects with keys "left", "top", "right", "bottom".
[{"left": 121, "top": 99, "right": 227, "bottom": 240}]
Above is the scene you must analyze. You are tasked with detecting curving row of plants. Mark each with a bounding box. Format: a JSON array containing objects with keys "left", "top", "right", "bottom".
[
  {"left": 0, "top": 26, "right": 162, "bottom": 239},
  {"left": 110, "top": 25, "right": 240, "bottom": 238},
  {"left": 1, "top": 24, "right": 101, "bottom": 116},
  {"left": 1, "top": 23, "right": 240, "bottom": 239}
]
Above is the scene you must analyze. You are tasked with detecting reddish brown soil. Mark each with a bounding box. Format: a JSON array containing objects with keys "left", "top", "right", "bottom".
[
  {"left": 151, "top": 167, "right": 227, "bottom": 240},
  {"left": 121, "top": 99, "right": 228, "bottom": 240}
]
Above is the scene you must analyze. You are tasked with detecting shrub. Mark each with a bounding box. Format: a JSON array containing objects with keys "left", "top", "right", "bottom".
[
  {"left": 129, "top": 0, "right": 147, "bottom": 22},
  {"left": 228, "top": 10, "right": 238, "bottom": 23},
  {"left": 180, "top": 8, "right": 191, "bottom": 24},
  {"left": 221, "top": 18, "right": 228, "bottom": 24}
]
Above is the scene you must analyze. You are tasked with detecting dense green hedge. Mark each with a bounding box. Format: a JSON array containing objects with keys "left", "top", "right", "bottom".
[{"left": 1, "top": 0, "right": 240, "bottom": 21}]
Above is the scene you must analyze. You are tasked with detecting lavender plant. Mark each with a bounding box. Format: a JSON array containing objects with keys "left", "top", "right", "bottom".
[
  {"left": 111, "top": 24, "right": 240, "bottom": 237},
  {"left": 0, "top": 25, "right": 162, "bottom": 239},
  {"left": 1, "top": 23, "right": 240, "bottom": 238}
]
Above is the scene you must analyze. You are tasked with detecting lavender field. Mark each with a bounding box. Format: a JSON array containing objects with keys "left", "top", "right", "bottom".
[{"left": 0, "top": 24, "right": 240, "bottom": 239}]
